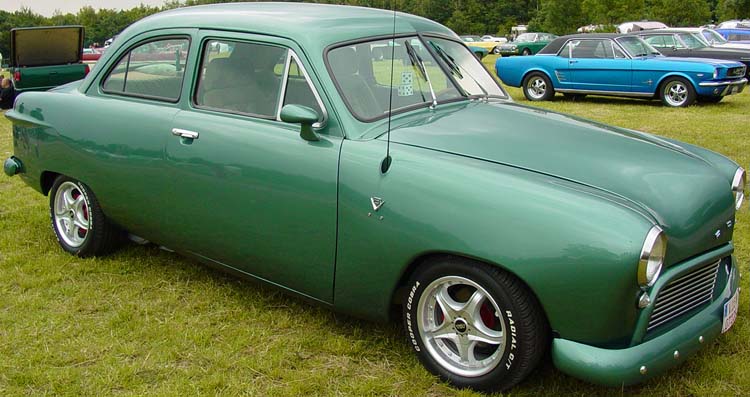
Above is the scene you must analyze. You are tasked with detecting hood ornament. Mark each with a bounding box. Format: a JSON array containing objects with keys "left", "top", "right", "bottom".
[{"left": 370, "top": 197, "right": 384, "bottom": 212}]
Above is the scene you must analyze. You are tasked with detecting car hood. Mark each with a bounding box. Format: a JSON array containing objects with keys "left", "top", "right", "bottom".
[{"left": 388, "top": 101, "right": 736, "bottom": 264}]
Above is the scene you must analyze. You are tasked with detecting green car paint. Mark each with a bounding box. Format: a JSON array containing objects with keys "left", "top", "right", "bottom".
[
  {"left": 3, "top": 3, "right": 743, "bottom": 388},
  {"left": 498, "top": 32, "right": 558, "bottom": 56}
]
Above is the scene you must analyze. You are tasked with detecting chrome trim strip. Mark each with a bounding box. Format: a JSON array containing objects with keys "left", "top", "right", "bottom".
[
  {"left": 289, "top": 51, "right": 329, "bottom": 129},
  {"left": 556, "top": 88, "right": 653, "bottom": 97},
  {"left": 275, "top": 50, "right": 293, "bottom": 122},
  {"left": 699, "top": 78, "right": 747, "bottom": 87}
]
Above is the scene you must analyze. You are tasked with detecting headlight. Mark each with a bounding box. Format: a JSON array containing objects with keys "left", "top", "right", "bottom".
[
  {"left": 638, "top": 226, "right": 667, "bottom": 288},
  {"left": 713, "top": 68, "right": 719, "bottom": 79},
  {"left": 511, "top": 45, "right": 517, "bottom": 51},
  {"left": 732, "top": 167, "right": 746, "bottom": 210}
]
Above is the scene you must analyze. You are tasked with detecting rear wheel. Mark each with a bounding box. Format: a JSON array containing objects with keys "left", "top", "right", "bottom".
[
  {"left": 660, "top": 77, "right": 696, "bottom": 107},
  {"left": 492, "top": 47, "right": 500, "bottom": 54},
  {"left": 49, "top": 176, "right": 122, "bottom": 257},
  {"left": 522, "top": 72, "right": 554, "bottom": 101},
  {"left": 403, "top": 257, "right": 548, "bottom": 392}
]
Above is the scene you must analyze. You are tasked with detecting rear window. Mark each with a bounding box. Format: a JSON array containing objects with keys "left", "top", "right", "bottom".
[{"left": 102, "top": 37, "right": 190, "bottom": 102}]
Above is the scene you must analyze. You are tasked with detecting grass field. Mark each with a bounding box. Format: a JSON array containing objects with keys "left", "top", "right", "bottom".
[{"left": 1, "top": 54, "right": 749, "bottom": 396}]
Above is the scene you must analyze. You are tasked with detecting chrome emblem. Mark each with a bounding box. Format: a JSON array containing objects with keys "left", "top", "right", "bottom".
[
  {"left": 727, "top": 220, "right": 734, "bottom": 229},
  {"left": 370, "top": 197, "right": 384, "bottom": 211},
  {"left": 714, "top": 230, "right": 721, "bottom": 239}
]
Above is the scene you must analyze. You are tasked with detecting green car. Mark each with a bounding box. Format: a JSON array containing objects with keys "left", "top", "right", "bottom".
[
  {"left": 498, "top": 32, "right": 558, "bottom": 56},
  {"left": 3, "top": 3, "right": 745, "bottom": 392}
]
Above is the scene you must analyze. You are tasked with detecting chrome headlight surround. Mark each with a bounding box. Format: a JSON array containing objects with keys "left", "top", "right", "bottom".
[
  {"left": 732, "top": 167, "right": 746, "bottom": 210},
  {"left": 638, "top": 226, "right": 667, "bottom": 288},
  {"left": 713, "top": 68, "right": 719, "bottom": 79}
]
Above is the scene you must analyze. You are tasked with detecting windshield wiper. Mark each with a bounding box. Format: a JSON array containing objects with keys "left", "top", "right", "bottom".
[
  {"left": 432, "top": 43, "right": 490, "bottom": 101},
  {"left": 404, "top": 40, "right": 438, "bottom": 109}
]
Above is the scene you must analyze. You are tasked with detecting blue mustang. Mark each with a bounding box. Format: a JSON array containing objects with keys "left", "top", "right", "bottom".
[{"left": 495, "top": 34, "right": 747, "bottom": 107}]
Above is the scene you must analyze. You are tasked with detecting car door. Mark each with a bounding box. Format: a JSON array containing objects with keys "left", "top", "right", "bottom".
[
  {"left": 568, "top": 39, "right": 631, "bottom": 92},
  {"left": 81, "top": 31, "right": 196, "bottom": 243},
  {"left": 164, "top": 32, "right": 341, "bottom": 302}
]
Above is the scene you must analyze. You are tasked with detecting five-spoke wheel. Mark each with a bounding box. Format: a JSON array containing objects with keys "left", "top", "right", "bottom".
[
  {"left": 49, "top": 176, "right": 122, "bottom": 256},
  {"left": 403, "top": 257, "right": 548, "bottom": 392},
  {"left": 522, "top": 72, "right": 554, "bottom": 101},
  {"left": 660, "top": 77, "right": 696, "bottom": 107}
]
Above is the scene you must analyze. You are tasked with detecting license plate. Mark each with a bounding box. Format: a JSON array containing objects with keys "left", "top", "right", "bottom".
[{"left": 722, "top": 291, "right": 739, "bottom": 334}]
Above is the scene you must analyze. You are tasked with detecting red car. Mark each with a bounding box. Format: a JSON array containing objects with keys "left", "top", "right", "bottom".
[{"left": 82, "top": 48, "right": 104, "bottom": 62}]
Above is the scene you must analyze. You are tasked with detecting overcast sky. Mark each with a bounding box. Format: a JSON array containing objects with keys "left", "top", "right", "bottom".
[{"left": 7, "top": 0, "right": 169, "bottom": 16}]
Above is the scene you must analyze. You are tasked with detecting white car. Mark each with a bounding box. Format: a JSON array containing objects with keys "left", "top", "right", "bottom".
[
  {"left": 679, "top": 27, "right": 750, "bottom": 50},
  {"left": 717, "top": 20, "right": 750, "bottom": 29},
  {"left": 481, "top": 35, "right": 508, "bottom": 43}
]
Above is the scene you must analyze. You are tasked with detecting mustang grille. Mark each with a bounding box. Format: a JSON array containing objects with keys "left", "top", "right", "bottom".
[
  {"left": 647, "top": 259, "right": 721, "bottom": 331},
  {"left": 728, "top": 66, "right": 746, "bottom": 78}
]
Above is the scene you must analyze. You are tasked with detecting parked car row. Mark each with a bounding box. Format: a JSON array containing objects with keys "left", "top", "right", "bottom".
[{"left": 496, "top": 31, "right": 749, "bottom": 107}]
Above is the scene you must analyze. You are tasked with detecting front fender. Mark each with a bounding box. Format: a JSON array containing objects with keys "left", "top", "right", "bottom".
[
  {"left": 654, "top": 72, "right": 700, "bottom": 93},
  {"left": 334, "top": 138, "right": 654, "bottom": 347}
]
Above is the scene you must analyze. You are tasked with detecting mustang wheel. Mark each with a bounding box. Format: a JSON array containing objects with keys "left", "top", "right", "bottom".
[
  {"left": 522, "top": 73, "right": 554, "bottom": 101},
  {"left": 521, "top": 48, "right": 532, "bottom": 56},
  {"left": 660, "top": 77, "right": 695, "bottom": 107},
  {"left": 403, "top": 257, "right": 548, "bottom": 392},
  {"left": 49, "top": 176, "right": 121, "bottom": 257}
]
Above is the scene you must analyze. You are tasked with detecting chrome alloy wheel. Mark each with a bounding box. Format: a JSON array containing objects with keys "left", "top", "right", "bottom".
[
  {"left": 664, "top": 80, "right": 689, "bottom": 107},
  {"left": 53, "top": 181, "right": 91, "bottom": 248},
  {"left": 417, "top": 276, "right": 507, "bottom": 377},
  {"left": 525, "top": 77, "right": 547, "bottom": 100}
]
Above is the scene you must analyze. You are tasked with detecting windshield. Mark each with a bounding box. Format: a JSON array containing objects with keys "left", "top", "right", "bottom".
[
  {"left": 327, "top": 36, "right": 506, "bottom": 122},
  {"left": 677, "top": 33, "right": 708, "bottom": 49},
  {"left": 703, "top": 29, "right": 728, "bottom": 44},
  {"left": 515, "top": 33, "right": 535, "bottom": 42},
  {"left": 616, "top": 36, "right": 661, "bottom": 57}
]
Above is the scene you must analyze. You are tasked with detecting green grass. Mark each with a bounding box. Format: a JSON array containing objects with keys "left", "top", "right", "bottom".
[{"left": 1, "top": 56, "right": 749, "bottom": 396}]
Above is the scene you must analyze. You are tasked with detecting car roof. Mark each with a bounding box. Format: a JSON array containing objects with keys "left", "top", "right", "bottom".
[
  {"left": 116, "top": 2, "right": 456, "bottom": 55},
  {"left": 537, "top": 33, "right": 627, "bottom": 54}
]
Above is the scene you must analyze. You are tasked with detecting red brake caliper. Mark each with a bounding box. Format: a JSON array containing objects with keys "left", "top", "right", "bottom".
[
  {"left": 480, "top": 302, "right": 496, "bottom": 329},
  {"left": 72, "top": 190, "right": 88, "bottom": 236}
]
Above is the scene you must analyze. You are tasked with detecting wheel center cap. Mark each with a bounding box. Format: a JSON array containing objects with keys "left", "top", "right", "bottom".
[{"left": 454, "top": 318, "right": 468, "bottom": 334}]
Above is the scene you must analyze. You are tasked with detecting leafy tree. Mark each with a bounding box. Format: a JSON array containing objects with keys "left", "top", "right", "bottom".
[
  {"left": 648, "top": 0, "right": 712, "bottom": 26},
  {"left": 716, "top": 0, "right": 750, "bottom": 20},
  {"left": 530, "top": 0, "right": 587, "bottom": 35}
]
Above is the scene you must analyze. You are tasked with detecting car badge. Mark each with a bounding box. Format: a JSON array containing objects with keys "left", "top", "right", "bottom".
[
  {"left": 370, "top": 197, "right": 385, "bottom": 212},
  {"left": 714, "top": 229, "right": 721, "bottom": 239},
  {"left": 727, "top": 220, "right": 733, "bottom": 229}
]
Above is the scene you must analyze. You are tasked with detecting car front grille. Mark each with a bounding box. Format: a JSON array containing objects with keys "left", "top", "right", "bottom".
[
  {"left": 728, "top": 66, "right": 746, "bottom": 78},
  {"left": 646, "top": 259, "right": 721, "bottom": 331}
]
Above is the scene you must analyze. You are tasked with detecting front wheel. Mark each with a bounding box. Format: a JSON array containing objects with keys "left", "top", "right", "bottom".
[
  {"left": 660, "top": 77, "right": 696, "bottom": 107},
  {"left": 522, "top": 72, "right": 554, "bottom": 101},
  {"left": 403, "top": 257, "right": 548, "bottom": 392},
  {"left": 492, "top": 47, "right": 500, "bottom": 55},
  {"left": 521, "top": 48, "right": 532, "bottom": 56},
  {"left": 49, "top": 176, "right": 122, "bottom": 257}
]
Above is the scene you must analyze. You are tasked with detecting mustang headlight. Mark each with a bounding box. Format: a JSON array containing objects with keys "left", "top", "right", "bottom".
[
  {"left": 638, "top": 226, "right": 667, "bottom": 288},
  {"left": 713, "top": 68, "right": 719, "bottom": 79},
  {"left": 732, "top": 167, "right": 746, "bottom": 210}
]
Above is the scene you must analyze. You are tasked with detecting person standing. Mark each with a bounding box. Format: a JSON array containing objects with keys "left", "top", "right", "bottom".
[{"left": 0, "top": 77, "right": 17, "bottom": 109}]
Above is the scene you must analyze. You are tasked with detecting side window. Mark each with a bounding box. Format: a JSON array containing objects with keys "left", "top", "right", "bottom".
[
  {"left": 102, "top": 38, "right": 189, "bottom": 101},
  {"left": 612, "top": 42, "right": 627, "bottom": 59},
  {"left": 558, "top": 41, "right": 577, "bottom": 58},
  {"left": 282, "top": 56, "right": 324, "bottom": 121},
  {"left": 644, "top": 35, "right": 666, "bottom": 48},
  {"left": 571, "top": 40, "right": 609, "bottom": 59},
  {"left": 194, "top": 39, "right": 287, "bottom": 118}
]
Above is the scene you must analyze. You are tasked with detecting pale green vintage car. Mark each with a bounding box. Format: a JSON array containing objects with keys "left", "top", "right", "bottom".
[{"left": 3, "top": 3, "right": 745, "bottom": 392}]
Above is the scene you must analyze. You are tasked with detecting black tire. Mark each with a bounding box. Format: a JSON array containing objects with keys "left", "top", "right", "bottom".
[
  {"left": 522, "top": 72, "right": 554, "bottom": 101},
  {"left": 521, "top": 48, "right": 532, "bottom": 56},
  {"left": 492, "top": 46, "right": 500, "bottom": 55},
  {"left": 49, "top": 175, "right": 122, "bottom": 257},
  {"left": 403, "top": 257, "right": 548, "bottom": 392},
  {"left": 563, "top": 93, "right": 587, "bottom": 101},
  {"left": 697, "top": 95, "right": 723, "bottom": 104},
  {"left": 659, "top": 77, "right": 696, "bottom": 107}
]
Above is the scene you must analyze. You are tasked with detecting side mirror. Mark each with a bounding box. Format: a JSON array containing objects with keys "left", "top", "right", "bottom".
[{"left": 280, "top": 104, "right": 320, "bottom": 141}]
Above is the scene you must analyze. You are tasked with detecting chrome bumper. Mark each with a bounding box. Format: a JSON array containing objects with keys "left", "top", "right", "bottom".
[{"left": 699, "top": 78, "right": 747, "bottom": 87}]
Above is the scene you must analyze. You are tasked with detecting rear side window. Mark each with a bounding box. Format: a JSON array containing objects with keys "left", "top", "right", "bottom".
[
  {"left": 102, "top": 38, "right": 189, "bottom": 101},
  {"left": 194, "top": 40, "right": 287, "bottom": 118}
]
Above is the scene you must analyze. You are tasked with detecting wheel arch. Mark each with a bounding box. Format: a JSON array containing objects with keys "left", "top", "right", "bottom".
[
  {"left": 654, "top": 72, "right": 698, "bottom": 94},
  {"left": 388, "top": 251, "right": 550, "bottom": 328},
  {"left": 40, "top": 170, "right": 62, "bottom": 195},
  {"left": 521, "top": 68, "right": 554, "bottom": 85}
]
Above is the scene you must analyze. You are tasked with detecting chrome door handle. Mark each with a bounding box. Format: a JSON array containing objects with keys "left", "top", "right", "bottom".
[
  {"left": 569, "top": 60, "right": 578, "bottom": 64},
  {"left": 171, "top": 128, "right": 199, "bottom": 139}
]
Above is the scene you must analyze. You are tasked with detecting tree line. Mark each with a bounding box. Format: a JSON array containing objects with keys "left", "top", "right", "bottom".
[{"left": 1, "top": 0, "right": 749, "bottom": 60}]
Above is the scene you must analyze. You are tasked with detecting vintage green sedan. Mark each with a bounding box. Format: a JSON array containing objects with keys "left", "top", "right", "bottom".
[{"left": 3, "top": 3, "right": 745, "bottom": 392}]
